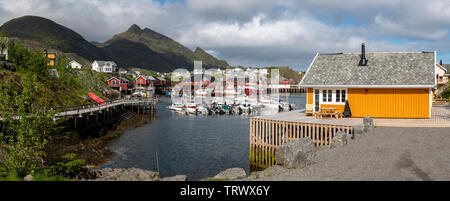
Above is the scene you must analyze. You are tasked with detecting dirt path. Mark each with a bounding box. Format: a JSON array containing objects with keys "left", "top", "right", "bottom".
[{"left": 242, "top": 127, "right": 450, "bottom": 181}]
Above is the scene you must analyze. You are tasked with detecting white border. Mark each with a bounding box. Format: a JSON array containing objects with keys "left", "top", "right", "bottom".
[{"left": 301, "top": 85, "right": 434, "bottom": 88}]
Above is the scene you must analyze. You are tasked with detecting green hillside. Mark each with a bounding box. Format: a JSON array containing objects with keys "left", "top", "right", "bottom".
[
  {"left": 194, "top": 47, "right": 228, "bottom": 69},
  {"left": 265, "top": 66, "right": 303, "bottom": 83}
]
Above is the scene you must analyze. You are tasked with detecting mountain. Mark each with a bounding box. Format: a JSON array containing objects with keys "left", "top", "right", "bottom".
[
  {"left": 101, "top": 38, "right": 174, "bottom": 72},
  {"left": 0, "top": 16, "right": 229, "bottom": 72},
  {"left": 102, "top": 24, "right": 229, "bottom": 70},
  {"left": 0, "top": 16, "right": 110, "bottom": 61},
  {"left": 194, "top": 47, "right": 228, "bottom": 68}
]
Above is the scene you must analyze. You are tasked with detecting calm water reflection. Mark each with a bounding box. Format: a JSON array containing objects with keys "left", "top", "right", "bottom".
[{"left": 103, "top": 94, "right": 306, "bottom": 180}]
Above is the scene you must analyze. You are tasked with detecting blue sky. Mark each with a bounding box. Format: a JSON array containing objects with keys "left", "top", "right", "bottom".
[{"left": 0, "top": 0, "right": 449, "bottom": 70}]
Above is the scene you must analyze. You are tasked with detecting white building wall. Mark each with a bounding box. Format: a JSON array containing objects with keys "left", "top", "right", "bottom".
[{"left": 92, "top": 61, "right": 100, "bottom": 72}]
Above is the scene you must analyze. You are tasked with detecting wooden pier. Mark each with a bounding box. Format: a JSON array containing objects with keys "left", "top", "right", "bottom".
[
  {"left": 249, "top": 110, "right": 362, "bottom": 170},
  {"left": 267, "top": 86, "right": 306, "bottom": 94}
]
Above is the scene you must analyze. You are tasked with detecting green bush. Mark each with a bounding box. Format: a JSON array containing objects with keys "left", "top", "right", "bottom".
[
  {"left": 50, "top": 153, "right": 85, "bottom": 178},
  {"left": 442, "top": 87, "right": 450, "bottom": 100}
]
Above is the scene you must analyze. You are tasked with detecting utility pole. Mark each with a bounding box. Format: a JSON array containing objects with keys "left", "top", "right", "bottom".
[{"left": 44, "top": 49, "right": 48, "bottom": 115}]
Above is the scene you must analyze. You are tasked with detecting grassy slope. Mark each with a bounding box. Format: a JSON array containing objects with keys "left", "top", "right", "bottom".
[{"left": 194, "top": 47, "right": 228, "bottom": 69}]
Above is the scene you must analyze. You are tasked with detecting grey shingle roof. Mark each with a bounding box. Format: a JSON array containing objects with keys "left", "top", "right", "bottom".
[
  {"left": 95, "top": 60, "right": 116, "bottom": 66},
  {"left": 300, "top": 52, "right": 435, "bottom": 87},
  {"left": 442, "top": 64, "right": 450, "bottom": 72}
]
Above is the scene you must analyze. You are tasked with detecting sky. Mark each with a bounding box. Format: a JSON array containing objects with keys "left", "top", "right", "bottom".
[{"left": 0, "top": 0, "right": 449, "bottom": 71}]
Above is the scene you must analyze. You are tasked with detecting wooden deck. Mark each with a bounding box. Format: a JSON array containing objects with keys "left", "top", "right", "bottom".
[
  {"left": 373, "top": 105, "right": 450, "bottom": 127},
  {"left": 254, "top": 109, "right": 363, "bottom": 126}
]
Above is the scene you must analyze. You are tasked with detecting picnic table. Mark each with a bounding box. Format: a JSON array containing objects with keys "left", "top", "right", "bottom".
[{"left": 314, "top": 108, "right": 343, "bottom": 119}]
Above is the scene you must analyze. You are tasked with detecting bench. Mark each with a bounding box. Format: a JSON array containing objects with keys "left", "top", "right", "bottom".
[{"left": 314, "top": 111, "right": 343, "bottom": 119}]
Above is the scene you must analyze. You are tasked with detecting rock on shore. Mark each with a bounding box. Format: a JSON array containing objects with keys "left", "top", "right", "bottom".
[
  {"left": 213, "top": 168, "right": 247, "bottom": 180},
  {"left": 275, "top": 138, "right": 317, "bottom": 169},
  {"left": 93, "top": 168, "right": 187, "bottom": 181}
]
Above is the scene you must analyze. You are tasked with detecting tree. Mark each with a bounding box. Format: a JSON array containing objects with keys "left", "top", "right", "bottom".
[
  {"left": 0, "top": 75, "right": 58, "bottom": 176},
  {"left": 7, "top": 41, "right": 47, "bottom": 76}
]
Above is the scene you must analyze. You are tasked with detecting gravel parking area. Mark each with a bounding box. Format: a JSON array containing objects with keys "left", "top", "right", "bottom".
[{"left": 243, "top": 127, "right": 450, "bottom": 181}]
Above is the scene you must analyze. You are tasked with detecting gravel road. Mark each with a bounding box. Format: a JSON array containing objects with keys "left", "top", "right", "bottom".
[{"left": 242, "top": 127, "right": 450, "bottom": 181}]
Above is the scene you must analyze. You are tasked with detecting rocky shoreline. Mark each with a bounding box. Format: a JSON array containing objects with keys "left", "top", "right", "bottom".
[
  {"left": 66, "top": 111, "right": 156, "bottom": 166},
  {"left": 88, "top": 167, "right": 187, "bottom": 181}
]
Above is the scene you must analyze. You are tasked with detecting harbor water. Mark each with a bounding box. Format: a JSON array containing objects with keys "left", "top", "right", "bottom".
[{"left": 102, "top": 93, "right": 306, "bottom": 180}]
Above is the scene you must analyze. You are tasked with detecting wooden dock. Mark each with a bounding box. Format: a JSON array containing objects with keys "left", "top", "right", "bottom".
[
  {"left": 249, "top": 110, "right": 362, "bottom": 170},
  {"left": 0, "top": 98, "right": 157, "bottom": 131},
  {"left": 54, "top": 98, "right": 156, "bottom": 119}
]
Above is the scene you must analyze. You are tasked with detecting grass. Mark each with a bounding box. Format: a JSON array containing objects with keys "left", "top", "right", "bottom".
[{"left": 0, "top": 172, "right": 70, "bottom": 181}]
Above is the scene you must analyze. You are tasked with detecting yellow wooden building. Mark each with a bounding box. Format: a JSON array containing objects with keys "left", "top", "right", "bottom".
[
  {"left": 44, "top": 52, "right": 56, "bottom": 66},
  {"left": 300, "top": 44, "right": 435, "bottom": 118}
]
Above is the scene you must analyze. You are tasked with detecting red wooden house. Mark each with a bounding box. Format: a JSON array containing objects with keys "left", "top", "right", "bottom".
[
  {"left": 108, "top": 77, "right": 134, "bottom": 92},
  {"left": 136, "top": 75, "right": 160, "bottom": 87}
]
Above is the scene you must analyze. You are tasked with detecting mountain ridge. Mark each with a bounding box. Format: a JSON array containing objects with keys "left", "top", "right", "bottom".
[{"left": 0, "top": 16, "right": 229, "bottom": 72}]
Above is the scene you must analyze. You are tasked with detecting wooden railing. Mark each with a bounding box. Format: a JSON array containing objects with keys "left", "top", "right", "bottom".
[{"left": 249, "top": 118, "right": 353, "bottom": 170}]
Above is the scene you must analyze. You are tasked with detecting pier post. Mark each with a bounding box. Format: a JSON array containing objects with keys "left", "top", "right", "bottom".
[{"left": 74, "top": 116, "right": 77, "bottom": 129}]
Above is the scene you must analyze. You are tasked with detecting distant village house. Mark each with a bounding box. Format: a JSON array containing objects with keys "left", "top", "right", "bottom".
[
  {"left": 108, "top": 77, "right": 134, "bottom": 93},
  {"left": 0, "top": 37, "right": 8, "bottom": 61},
  {"left": 68, "top": 60, "right": 82, "bottom": 69},
  {"left": 92, "top": 60, "right": 117, "bottom": 73},
  {"left": 44, "top": 51, "right": 56, "bottom": 66}
]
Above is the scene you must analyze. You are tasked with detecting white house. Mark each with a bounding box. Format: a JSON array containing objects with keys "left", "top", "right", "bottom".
[
  {"left": 68, "top": 60, "right": 82, "bottom": 69},
  {"left": 0, "top": 37, "right": 8, "bottom": 60},
  {"left": 91, "top": 60, "right": 117, "bottom": 73},
  {"left": 436, "top": 63, "right": 448, "bottom": 85}
]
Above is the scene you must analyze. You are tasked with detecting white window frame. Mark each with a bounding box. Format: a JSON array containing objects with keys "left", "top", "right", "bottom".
[{"left": 313, "top": 88, "right": 348, "bottom": 109}]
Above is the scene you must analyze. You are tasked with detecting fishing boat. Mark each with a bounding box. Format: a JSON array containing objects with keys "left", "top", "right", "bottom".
[
  {"left": 195, "top": 89, "right": 208, "bottom": 96},
  {"left": 185, "top": 107, "right": 197, "bottom": 115},
  {"left": 167, "top": 103, "right": 184, "bottom": 111}
]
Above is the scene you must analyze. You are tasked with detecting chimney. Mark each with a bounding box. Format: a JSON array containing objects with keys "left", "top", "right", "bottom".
[
  {"left": 359, "top": 43, "right": 368, "bottom": 66},
  {"left": 440, "top": 60, "right": 443, "bottom": 65}
]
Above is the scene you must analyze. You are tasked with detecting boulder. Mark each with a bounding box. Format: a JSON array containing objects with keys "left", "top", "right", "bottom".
[
  {"left": 96, "top": 168, "right": 160, "bottom": 181},
  {"left": 352, "top": 124, "right": 365, "bottom": 135},
  {"left": 24, "top": 174, "right": 33, "bottom": 181},
  {"left": 330, "top": 130, "right": 348, "bottom": 148},
  {"left": 275, "top": 138, "right": 317, "bottom": 169},
  {"left": 162, "top": 175, "right": 188, "bottom": 181},
  {"left": 363, "top": 116, "right": 374, "bottom": 132},
  {"left": 214, "top": 168, "right": 247, "bottom": 180}
]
